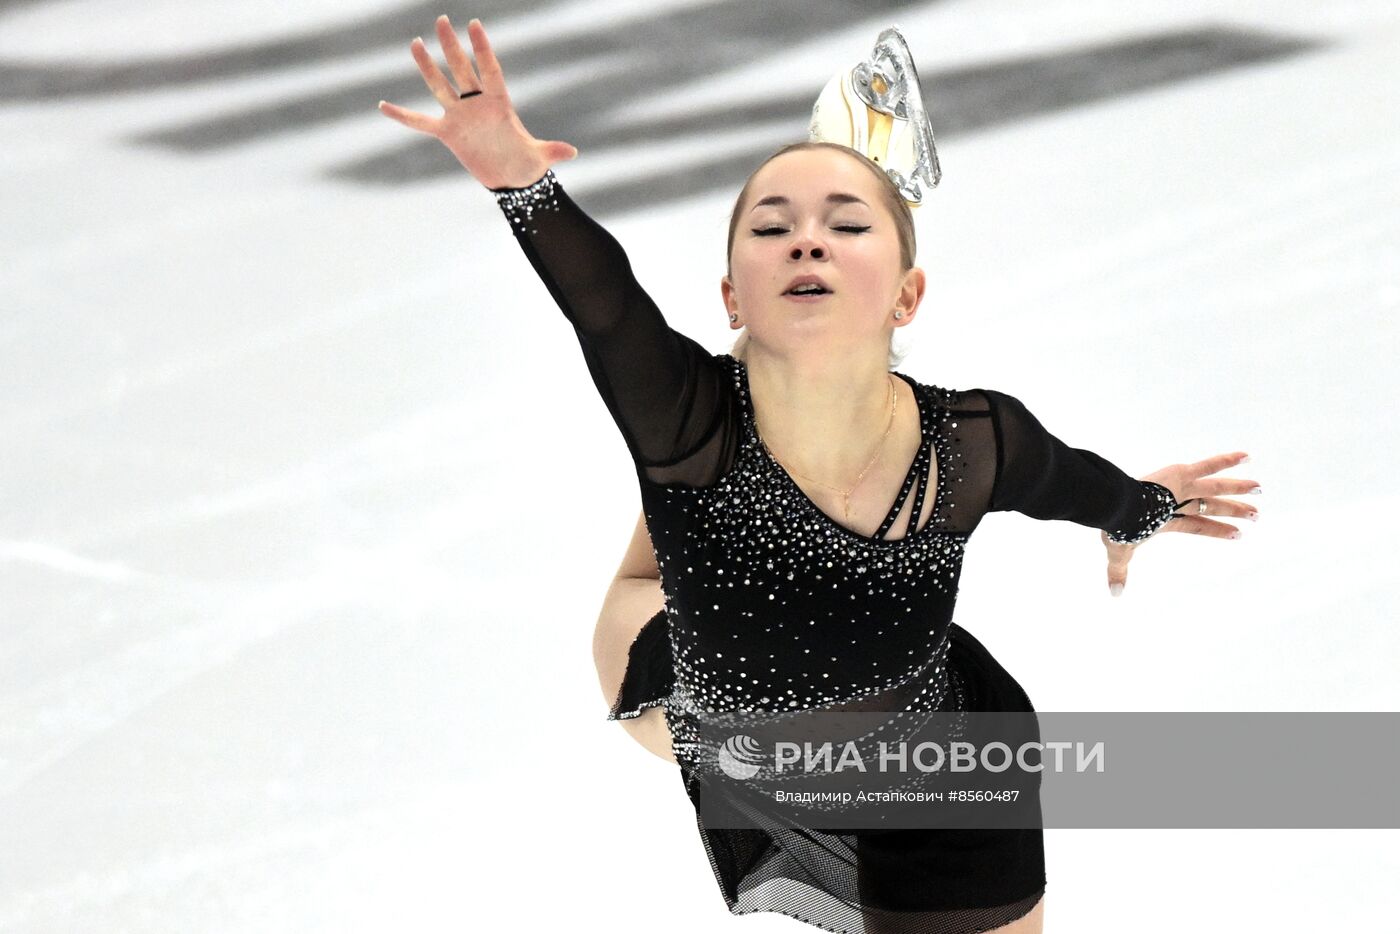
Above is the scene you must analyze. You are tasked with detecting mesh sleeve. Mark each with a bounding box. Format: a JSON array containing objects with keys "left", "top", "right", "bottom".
[
  {"left": 982, "top": 388, "right": 1182, "bottom": 543},
  {"left": 492, "top": 171, "right": 737, "bottom": 488}
]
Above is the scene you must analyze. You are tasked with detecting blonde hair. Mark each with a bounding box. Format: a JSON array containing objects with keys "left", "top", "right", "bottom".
[{"left": 725, "top": 141, "right": 915, "bottom": 370}]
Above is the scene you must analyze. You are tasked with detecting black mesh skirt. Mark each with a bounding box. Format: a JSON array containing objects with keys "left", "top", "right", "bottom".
[{"left": 609, "top": 612, "right": 1046, "bottom": 933}]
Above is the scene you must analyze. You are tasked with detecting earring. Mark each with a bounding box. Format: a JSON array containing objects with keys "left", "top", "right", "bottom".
[
  {"left": 894, "top": 311, "right": 904, "bottom": 319},
  {"left": 729, "top": 313, "right": 739, "bottom": 323}
]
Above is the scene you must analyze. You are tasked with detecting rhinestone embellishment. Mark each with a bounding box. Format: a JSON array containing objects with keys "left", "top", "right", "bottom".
[
  {"left": 491, "top": 170, "right": 560, "bottom": 235},
  {"left": 1104, "top": 481, "right": 1181, "bottom": 545}
]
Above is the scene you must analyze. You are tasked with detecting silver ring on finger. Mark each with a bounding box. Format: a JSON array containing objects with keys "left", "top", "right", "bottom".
[{"left": 1197, "top": 498, "right": 1208, "bottom": 515}]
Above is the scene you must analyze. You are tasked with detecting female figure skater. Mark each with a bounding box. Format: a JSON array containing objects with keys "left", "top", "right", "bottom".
[{"left": 378, "top": 16, "right": 1259, "bottom": 934}]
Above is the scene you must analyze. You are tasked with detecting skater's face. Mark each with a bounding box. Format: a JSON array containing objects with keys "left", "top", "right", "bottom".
[{"left": 722, "top": 147, "right": 923, "bottom": 361}]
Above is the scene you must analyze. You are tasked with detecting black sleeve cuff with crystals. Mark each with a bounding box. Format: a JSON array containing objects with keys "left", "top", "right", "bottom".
[
  {"left": 490, "top": 169, "right": 559, "bottom": 234},
  {"left": 1104, "top": 480, "right": 1184, "bottom": 545}
]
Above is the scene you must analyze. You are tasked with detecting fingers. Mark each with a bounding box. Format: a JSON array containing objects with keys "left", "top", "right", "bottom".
[
  {"left": 1159, "top": 513, "right": 1244, "bottom": 540},
  {"left": 1106, "top": 544, "right": 1132, "bottom": 597},
  {"left": 466, "top": 18, "right": 507, "bottom": 92},
  {"left": 410, "top": 35, "right": 460, "bottom": 109},
  {"left": 377, "top": 98, "right": 438, "bottom": 134},
  {"left": 1191, "top": 478, "right": 1263, "bottom": 498},
  {"left": 1185, "top": 451, "right": 1257, "bottom": 494},
  {"left": 543, "top": 139, "right": 580, "bottom": 162},
  {"left": 1187, "top": 451, "right": 1249, "bottom": 478},
  {"left": 1178, "top": 496, "right": 1258, "bottom": 524},
  {"left": 436, "top": 15, "right": 482, "bottom": 96}
]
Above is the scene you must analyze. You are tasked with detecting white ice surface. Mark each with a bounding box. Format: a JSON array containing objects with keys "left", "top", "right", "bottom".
[{"left": 2, "top": 1, "right": 1398, "bottom": 931}]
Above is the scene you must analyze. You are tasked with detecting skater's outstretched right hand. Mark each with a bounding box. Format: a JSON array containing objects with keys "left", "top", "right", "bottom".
[
  {"left": 1099, "top": 451, "right": 1259, "bottom": 597},
  {"left": 377, "top": 15, "right": 578, "bottom": 189}
]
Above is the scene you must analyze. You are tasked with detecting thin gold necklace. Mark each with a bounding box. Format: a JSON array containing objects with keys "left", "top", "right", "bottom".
[{"left": 755, "top": 374, "right": 898, "bottom": 523}]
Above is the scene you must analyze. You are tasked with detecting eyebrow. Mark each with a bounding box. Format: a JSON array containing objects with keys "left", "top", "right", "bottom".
[{"left": 749, "top": 193, "right": 870, "bottom": 212}]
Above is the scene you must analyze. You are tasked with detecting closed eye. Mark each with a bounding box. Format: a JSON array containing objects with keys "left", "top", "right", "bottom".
[{"left": 750, "top": 225, "right": 872, "bottom": 236}]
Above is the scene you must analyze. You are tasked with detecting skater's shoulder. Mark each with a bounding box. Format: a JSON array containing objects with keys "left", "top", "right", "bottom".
[{"left": 896, "top": 372, "right": 992, "bottom": 416}]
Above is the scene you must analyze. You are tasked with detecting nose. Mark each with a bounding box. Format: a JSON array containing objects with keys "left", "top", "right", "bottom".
[
  {"left": 784, "top": 219, "right": 823, "bottom": 263},
  {"left": 789, "top": 214, "right": 828, "bottom": 259},
  {"left": 789, "top": 231, "right": 817, "bottom": 261},
  {"left": 784, "top": 217, "right": 823, "bottom": 261}
]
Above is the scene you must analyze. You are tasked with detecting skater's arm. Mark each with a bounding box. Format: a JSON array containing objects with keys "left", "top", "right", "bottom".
[
  {"left": 491, "top": 172, "right": 730, "bottom": 472},
  {"left": 594, "top": 577, "right": 675, "bottom": 766},
  {"left": 612, "top": 508, "right": 661, "bottom": 581},
  {"left": 593, "top": 511, "right": 663, "bottom": 719},
  {"left": 378, "top": 16, "right": 728, "bottom": 476},
  {"left": 982, "top": 388, "right": 1181, "bottom": 544},
  {"left": 594, "top": 511, "right": 675, "bottom": 764}
]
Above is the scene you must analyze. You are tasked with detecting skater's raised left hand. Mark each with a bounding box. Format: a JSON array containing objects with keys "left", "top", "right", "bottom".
[
  {"left": 377, "top": 15, "right": 578, "bottom": 189},
  {"left": 1103, "top": 451, "right": 1259, "bottom": 596}
]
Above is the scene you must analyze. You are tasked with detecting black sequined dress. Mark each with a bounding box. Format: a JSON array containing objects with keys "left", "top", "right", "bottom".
[{"left": 494, "top": 170, "right": 1180, "bottom": 934}]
